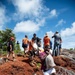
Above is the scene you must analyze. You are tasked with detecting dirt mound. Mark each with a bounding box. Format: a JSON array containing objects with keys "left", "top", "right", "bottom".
[
  {"left": 0, "top": 56, "right": 43, "bottom": 75},
  {"left": 0, "top": 53, "right": 75, "bottom": 75},
  {"left": 54, "top": 56, "right": 75, "bottom": 72}
]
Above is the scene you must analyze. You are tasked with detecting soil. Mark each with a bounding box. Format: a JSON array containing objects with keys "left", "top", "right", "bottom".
[
  {"left": 0, "top": 55, "right": 75, "bottom": 75},
  {"left": 0, "top": 55, "right": 43, "bottom": 75}
]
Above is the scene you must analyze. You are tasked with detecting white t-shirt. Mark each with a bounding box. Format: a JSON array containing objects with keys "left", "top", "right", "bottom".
[{"left": 45, "top": 54, "right": 56, "bottom": 70}]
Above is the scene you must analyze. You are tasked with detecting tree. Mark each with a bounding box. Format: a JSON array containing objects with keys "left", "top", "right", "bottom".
[{"left": 0, "top": 28, "right": 16, "bottom": 51}]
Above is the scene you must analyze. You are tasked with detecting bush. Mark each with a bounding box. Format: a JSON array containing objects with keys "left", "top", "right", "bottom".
[
  {"left": 2, "top": 46, "right": 7, "bottom": 51},
  {"left": 70, "top": 48, "right": 73, "bottom": 50}
]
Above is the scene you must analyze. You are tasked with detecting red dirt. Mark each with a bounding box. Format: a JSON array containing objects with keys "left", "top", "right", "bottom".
[
  {"left": 0, "top": 56, "right": 43, "bottom": 75},
  {"left": 0, "top": 55, "right": 75, "bottom": 75},
  {"left": 54, "top": 56, "right": 75, "bottom": 72}
]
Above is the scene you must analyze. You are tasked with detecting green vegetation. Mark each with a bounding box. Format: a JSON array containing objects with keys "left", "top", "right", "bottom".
[
  {"left": 70, "top": 48, "right": 75, "bottom": 50},
  {"left": 70, "top": 48, "right": 73, "bottom": 50},
  {"left": 0, "top": 28, "right": 21, "bottom": 56}
]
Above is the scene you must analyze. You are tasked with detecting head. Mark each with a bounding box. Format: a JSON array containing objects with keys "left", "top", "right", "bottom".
[
  {"left": 10, "top": 37, "right": 14, "bottom": 41},
  {"left": 25, "top": 35, "right": 28, "bottom": 38},
  {"left": 45, "top": 50, "right": 50, "bottom": 55},
  {"left": 33, "top": 33, "right": 36, "bottom": 37},
  {"left": 45, "top": 33, "right": 48, "bottom": 37},
  {"left": 55, "top": 31, "right": 59, "bottom": 34}
]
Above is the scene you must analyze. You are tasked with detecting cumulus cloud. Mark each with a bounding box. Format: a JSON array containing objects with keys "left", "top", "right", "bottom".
[
  {"left": 47, "top": 31, "right": 54, "bottom": 38},
  {"left": 46, "top": 22, "right": 75, "bottom": 49},
  {"left": 61, "top": 22, "right": 75, "bottom": 37},
  {"left": 12, "top": 0, "right": 44, "bottom": 19},
  {"left": 13, "top": 20, "right": 43, "bottom": 33},
  {"left": 56, "top": 19, "right": 66, "bottom": 27},
  {"left": 49, "top": 9, "right": 57, "bottom": 18},
  {"left": 62, "top": 35, "right": 75, "bottom": 49}
]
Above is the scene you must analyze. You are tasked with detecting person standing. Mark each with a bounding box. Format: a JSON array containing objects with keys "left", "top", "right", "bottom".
[
  {"left": 32, "top": 33, "right": 41, "bottom": 47},
  {"left": 7, "top": 37, "right": 15, "bottom": 61},
  {"left": 43, "top": 33, "right": 50, "bottom": 51},
  {"left": 22, "top": 35, "right": 29, "bottom": 57},
  {"left": 52, "top": 31, "right": 62, "bottom": 56}
]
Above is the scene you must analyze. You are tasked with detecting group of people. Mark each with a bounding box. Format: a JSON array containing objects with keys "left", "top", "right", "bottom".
[
  {"left": 6, "top": 31, "right": 62, "bottom": 75},
  {"left": 21, "top": 31, "right": 62, "bottom": 75}
]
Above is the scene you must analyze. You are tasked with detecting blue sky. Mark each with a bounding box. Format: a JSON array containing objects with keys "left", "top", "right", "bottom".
[{"left": 0, "top": 0, "right": 75, "bottom": 49}]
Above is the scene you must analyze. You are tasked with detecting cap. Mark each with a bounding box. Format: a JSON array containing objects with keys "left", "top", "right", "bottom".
[
  {"left": 10, "top": 37, "right": 14, "bottom": 40},
  {"left": 45, "top": 33, "right": 48, "bottom": 36}
]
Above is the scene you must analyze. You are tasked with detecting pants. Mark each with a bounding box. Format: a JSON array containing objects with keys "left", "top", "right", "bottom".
[
  {"left": 43, "top": 68, "right": 56, "bottom": 75},
  {"left": 52, "top": 43, "right": 60, "bottom": 56}
]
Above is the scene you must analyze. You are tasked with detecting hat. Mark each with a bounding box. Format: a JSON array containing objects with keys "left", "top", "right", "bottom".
[
  {"left": 45, "top": 33, "right": 48, "bottom": 36},
  {"left": 10, "top": 37, "right": 14, "bottom": 40}
]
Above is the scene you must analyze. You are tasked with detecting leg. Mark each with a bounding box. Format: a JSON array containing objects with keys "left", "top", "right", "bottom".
[
  {"left": 57, "top": 45, "right": 60, "bottom": 56},
  {"left": 11, "top": 51, "right": 15, "bottom": 61},
  {"left": 59, "top": 44, "right": 62, "bottom": 55},
  {"left": 7, "top": 51, "right": 10, "bottom": 58},
  {"left": 52, "top": 44, "right": 56, "bottom": 56}
]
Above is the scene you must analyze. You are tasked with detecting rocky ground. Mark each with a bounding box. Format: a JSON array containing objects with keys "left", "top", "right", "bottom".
[{"left": 0, "top": 49, "right": 75, "bottom": 75}]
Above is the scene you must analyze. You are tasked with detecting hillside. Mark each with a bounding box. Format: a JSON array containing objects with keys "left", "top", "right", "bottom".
[{"left": 0, "top": 49, "right": 75, "bottom": 75}]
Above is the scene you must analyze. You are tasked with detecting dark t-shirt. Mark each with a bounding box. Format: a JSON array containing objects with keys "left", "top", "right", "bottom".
[
  {"left": 52, "top": 33, "right": 62, "bottom": 45},
  {"left": 32, "top": 37, "right": 41, "bottom": 47},
  {"left": 7, "top": 41, "right": 14, "bottom": 51}
]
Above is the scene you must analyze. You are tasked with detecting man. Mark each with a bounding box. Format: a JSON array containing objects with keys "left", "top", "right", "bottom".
[
  {"left": 52, "top": 31, "right": 62, "bottom": 56},
  {"left": 32, "top": 33, "right": 41, "bottom": 47},
  {"left": 43, "top": 50, "right": 56, "bottom": 75},
  {"left": 22, "top": 35, "right": 29, "bottom": 57},
  {"left": 7, "top": 37, "right": 15, "bottom": 61},
  {"left": 43, "top": 33, "right": 50, "bottom": 51}
]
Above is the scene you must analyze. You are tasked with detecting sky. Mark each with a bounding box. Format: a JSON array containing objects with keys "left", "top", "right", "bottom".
[{"left": 0, "top": 0, "right": 75, "bottom": 50}]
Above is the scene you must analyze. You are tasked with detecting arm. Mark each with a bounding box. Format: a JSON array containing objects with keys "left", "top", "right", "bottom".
[{"left": 10, "top": 45, "right": 12, "bottom": 51}]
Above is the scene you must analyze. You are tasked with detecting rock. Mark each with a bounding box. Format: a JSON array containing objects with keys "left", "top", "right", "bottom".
[{"left": 55, "top": 66, "right": 75, "bottom": 75}]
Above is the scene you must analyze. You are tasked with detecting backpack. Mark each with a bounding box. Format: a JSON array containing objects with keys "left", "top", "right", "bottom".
[
  {"left": 39, "top": 52, "right": 47, "bottom": 60},
  {"left": 7, "top": 42, "right": 10, "bottom": 47}
]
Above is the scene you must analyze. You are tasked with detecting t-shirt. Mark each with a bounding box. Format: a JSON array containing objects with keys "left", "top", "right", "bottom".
[
  {"left": 32, "top": 37, "right": 41, "bottom": 43},
  {"left": 45, "top": 54, "right": 56, "bottom": 70},
  {"left": 29, "top": 40, "right": 33, "bottom": 51},
  {"left": 52, "top": 33, "right": 62, "bottom": 45},
  {"left": 43, "top": 36, "right": 50, "bottom": 46},
  {"left": 7, "top": 41, "right": 14, "bottom": 50}
]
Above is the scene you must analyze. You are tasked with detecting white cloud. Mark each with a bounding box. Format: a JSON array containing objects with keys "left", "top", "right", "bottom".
[
  {"left": 47, "top": 31, "right": 54, "bottom": 38},
  {"left": 62, "top": 35, "right": 75, "bottom": 49},
  {"left": 49, "top": 9, "right": 57, "bottom": 18},
  {"left": 13, "top": 20, "right": 43, "bottom": 33},
  {"left": 12, "top": 0, "right": 43, "bottom": 19},
  {"left": 46, "top": 22, "right": 75, "bottom": 49},
  {"left": 56, "top": 19, "right": 66, "bottom": 27},
  {"left": 61, "top": 22, "right": 75, "bottom": 37},
  {"left": 0, "top": 7, "right": 7, "bottom": 29}
]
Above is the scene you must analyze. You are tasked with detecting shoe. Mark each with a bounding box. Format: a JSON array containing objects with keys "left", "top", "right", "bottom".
[
  {"left": 6, "top": 58, "right": 9, "bottom": 62},
  {"left": 13, "top": 59, "right": 16, "bottom": 61},
  {"left": 30, "top": 62, "right": 35, "bottom": 67},
  {"left": 23, "top": 54, "right": 27, "bottom": 57}
]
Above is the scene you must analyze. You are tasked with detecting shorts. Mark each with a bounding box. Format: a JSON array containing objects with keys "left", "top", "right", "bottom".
[
  {"left": 22, "top": 44, "right": 28, "bottom": 48},
  {"left": 29, "top": 50, "right": 35, "bottom": 57},
  {"left": 7, "top": 47, "right": 14, "bottom": 52}
]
